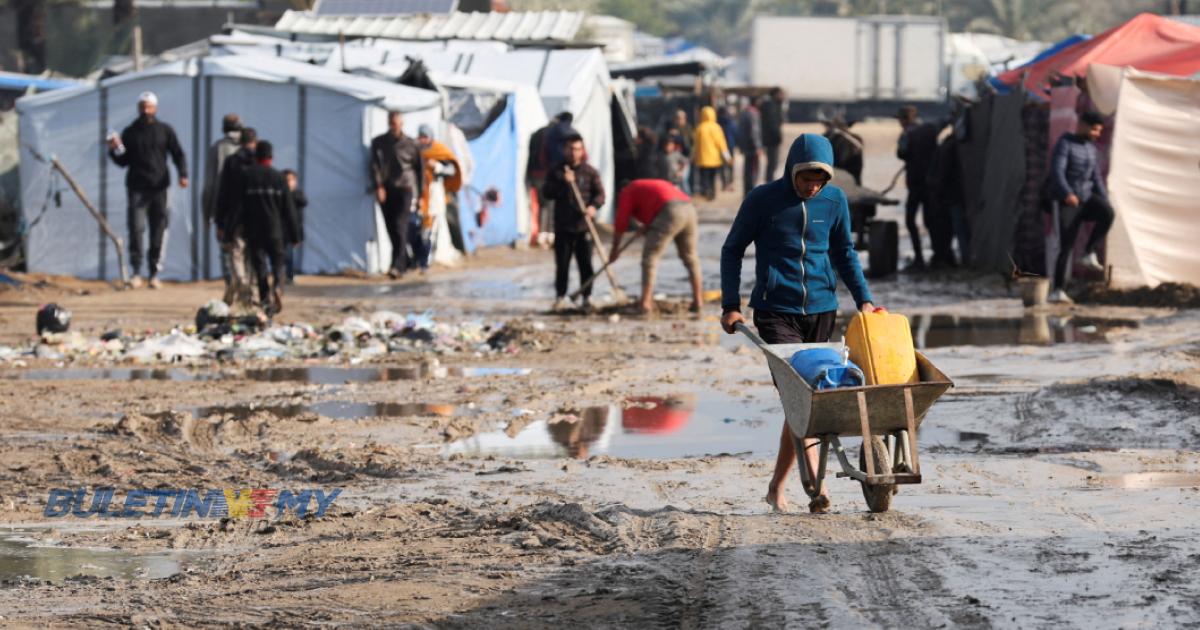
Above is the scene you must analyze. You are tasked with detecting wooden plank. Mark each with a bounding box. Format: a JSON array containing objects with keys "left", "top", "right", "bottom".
[
  {"left": 857, "top": 391, "right": 874, "bottom": 477},
  {"left": 904, "top": 387, "right": 921, "bottom": 476}
]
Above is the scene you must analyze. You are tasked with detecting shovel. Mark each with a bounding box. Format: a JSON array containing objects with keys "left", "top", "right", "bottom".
[
  {"left": 570, "top": 230, "right": 643, "bottom": 301},
  {"left": 568, "top": 177, "right": 628, "bottom": 303}
]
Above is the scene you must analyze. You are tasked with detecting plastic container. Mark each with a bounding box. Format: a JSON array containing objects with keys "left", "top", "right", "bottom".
[
  {"left": 788, "top": 348, "right": 865, "bottom": 390},
  {"left": 845, "top": 311, "right": 918, "bottom": 386},
  {"left": 1018, "top": 277, "right": 1050, "bottom": 308}
]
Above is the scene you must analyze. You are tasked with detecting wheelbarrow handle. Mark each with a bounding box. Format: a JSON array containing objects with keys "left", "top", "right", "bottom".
[{"left": 735, "top": 322, "right": 767, "bottom": 348}]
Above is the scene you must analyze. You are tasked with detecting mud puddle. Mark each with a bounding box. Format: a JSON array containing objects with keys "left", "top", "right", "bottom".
[
  {"left": 6, "top": 365, "right": 531, "bottom": 384},
  {"left": 194, "top": 400, "right": 474, "bottom": 420},
  {"left": 0, "top": 530, "right": 191, "bottom": 583},
  {"left": 1081, "top": 472, "right": 1200, "bottom": 490},
  {"left": 906, "top": 314, "right": 1136, "bottom": 348},
  {"left": 443, "top": 390, "right": 979, "bottom": 460}
]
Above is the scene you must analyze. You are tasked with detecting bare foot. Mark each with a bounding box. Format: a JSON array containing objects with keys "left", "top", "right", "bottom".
[{"left": 764, "top": 482, "right": 788, "bottom": 513}]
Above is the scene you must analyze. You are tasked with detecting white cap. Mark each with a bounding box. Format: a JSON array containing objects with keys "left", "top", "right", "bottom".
[{"left": 138, "top": 91, "right": 158, "bottom": 106}]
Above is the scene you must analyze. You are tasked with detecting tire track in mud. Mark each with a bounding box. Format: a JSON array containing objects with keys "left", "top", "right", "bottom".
[{"left": 677, "top": 515, "right": 726, "bottom": 630}]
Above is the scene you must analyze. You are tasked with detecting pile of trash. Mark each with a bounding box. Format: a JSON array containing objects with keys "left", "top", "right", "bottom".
[{"left": 2, "top": 300, "right": 551, "bottom": 365}]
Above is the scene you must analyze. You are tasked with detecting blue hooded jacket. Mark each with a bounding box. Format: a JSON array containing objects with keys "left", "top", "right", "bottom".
[{"left": 720, "top": 133, "right": 873, "bottom": 315}]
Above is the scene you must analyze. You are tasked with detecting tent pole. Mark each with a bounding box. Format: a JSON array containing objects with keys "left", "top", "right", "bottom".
[
  {"left": 203, "top": 74, "right": 213, "bottom": 279},
  {"left": 99, "top": 86, "right": 109, "bottom": 280},
  {"left": 297, "top": 84, "right": 307, "bottom": 274},
  {"left": 191, "top": 63, "right": 202, "bottom": 281}
]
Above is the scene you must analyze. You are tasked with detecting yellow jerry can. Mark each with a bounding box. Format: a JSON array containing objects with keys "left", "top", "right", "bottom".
[{"left": 844, "top": 311, "right": 919, "bottom": 386}]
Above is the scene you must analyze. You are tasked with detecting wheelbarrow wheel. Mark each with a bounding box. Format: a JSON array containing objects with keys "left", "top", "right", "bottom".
[{"left": 859, "top": 436, "right": 894, "bottom": 513}]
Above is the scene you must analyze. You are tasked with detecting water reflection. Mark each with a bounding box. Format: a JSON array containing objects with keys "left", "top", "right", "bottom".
[{"left": 0, "top": 532, "right": 188, "bottom": 582}]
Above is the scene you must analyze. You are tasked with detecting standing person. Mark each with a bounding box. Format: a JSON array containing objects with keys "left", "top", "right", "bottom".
[
  {"left": 634, "top": 127, "right": 666, "bottom": 180},
  {"left": 543, "top": 112, "right": 579, "bottom": 174},
  {"left": 370, "top": 111, "right": 424, "bottom": 279},
  {"left": 214, "top": 127, "right": 257, "bottom": 308},
  {"left": 760, "top": 87, "right": 787, "bottom": 181},
  {"left": 667, "top": 109, "right": 694, "bottom": 193},
  {"left": 1046, "top": 111, "right": 1113, "bottom": 304},
  {"left": 417, "top": 124, "right": 464, "bottom": 266},
  {"left": 736, "top": 96, "right": 764, "bottom": 198},
  {"left": 203, "top": 114, "right": 242, "bottom": 298},
  {"left": 693, "top": 106, "right": 731, "bottom": 201},
  {"left": 720, "top": 134, "right": 884, "bottom": 514},
  {"left": 717, "top": 104, "right": 738, "bottom": 192},
  {"left": 236, "top": 141, "right": 299, "bottom": 315},
  {"left": 542, "top": 133, "right": 605, "bottom": 312},
  {"left": 608, "top": 179, "right": 703, "bottom": 315},
  {"left": 527, "top": 117, "right": 556, "bottom": 240},
  {"left": 823, "top": 117, "right": 864, "bottom": 185},
  {"left": 896, "top": 105, "right": 941, "bottom": 270},
  {"left": 283, "top": 168, "right": 307, "bottom": 284},
  {"left": 662, "top": 136, "right": 690, "bottom": 193},
  {"left": 106, "top": 91, "right": 188, "bottom": 289}
]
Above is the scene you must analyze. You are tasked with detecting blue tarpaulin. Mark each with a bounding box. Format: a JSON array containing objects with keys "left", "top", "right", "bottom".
[
  {"left": 0, "top": 72, "right": 77, "bottom": 93},
  {"left": 990, "top": 35, "right": 1092, "bottom": 93},
  {"left": 458, "top": 95, "right": 520, "bottom": 253}
]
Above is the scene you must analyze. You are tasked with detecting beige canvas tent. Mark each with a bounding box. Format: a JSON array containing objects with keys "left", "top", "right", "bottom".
[{"left": 1088, "top": 65, "right": 1200, "bottom": 288}]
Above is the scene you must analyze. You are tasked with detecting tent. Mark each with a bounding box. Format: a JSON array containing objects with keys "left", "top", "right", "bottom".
[
  {"left": 333, "top": 45, "right": 616, "bottom": 220},
  {"left": 17, "top": 54, "right": 440, "bottom": 281},
  {"left": 1087, "top": 67, "right": 1200, "bottom": 288},
  {"left": 995, "top": 13, "right": 1200, "bottom": 98}
]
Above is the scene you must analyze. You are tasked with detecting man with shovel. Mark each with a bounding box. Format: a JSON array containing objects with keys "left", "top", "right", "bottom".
[
  {"left": 542, "top": 133, "right": 606, "bottom": 312},
  {"left": 607, "top": 179, "right": 703, "bottom": 315}
]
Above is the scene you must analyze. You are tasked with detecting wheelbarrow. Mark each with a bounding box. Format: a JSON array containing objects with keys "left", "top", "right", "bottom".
[{"left": 736, "top": 323, "right": 953, "bottom": 512}]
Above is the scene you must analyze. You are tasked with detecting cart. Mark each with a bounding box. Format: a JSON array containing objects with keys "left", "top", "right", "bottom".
[{"left": 737, "top": 323, "right": 953, "bottom": 512}]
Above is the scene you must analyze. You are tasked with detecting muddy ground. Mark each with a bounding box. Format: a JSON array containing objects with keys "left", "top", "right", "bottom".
[{"left": 1, "top": 122, "right": 1199, "bottom": 628}]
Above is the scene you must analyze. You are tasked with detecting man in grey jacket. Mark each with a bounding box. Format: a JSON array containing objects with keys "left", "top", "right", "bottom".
[
  {"left": 203, "top": 113, "right": 242, "bottom": 296},
  {"left": 1046, "top": 111, "right": 1114, "bottom": 303}
]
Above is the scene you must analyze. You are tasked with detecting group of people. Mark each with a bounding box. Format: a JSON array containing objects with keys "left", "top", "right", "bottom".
[
  {"left": 108, "top": 93, "right": 305, "bottom": 314},
  {"left": 106, "top": 95, "right": 466, "bottom": 315},
  {"left": 627, "top": 88, "right": 790, "bottom": 202},
  {"left": 895, "top": 104, "right": 1114, "bottom": 303}
]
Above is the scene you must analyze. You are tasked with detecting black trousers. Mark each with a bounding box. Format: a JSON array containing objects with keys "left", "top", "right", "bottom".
[
  {"left": 753, "top": 309, "right": 837, "bottom": 345},
  {"left": 381, "top": 187, "right": 414, "bottom": 273},
  {"left": 127, "top": 188, "right": 169, "bottom": 277},
  {"left": 742, "top": 150, "right": 759, "bottom": 198},
  {"left": 554, "top": 230, "right": 594, "bottom": 299},
  {"left": 698, "top": 167, "right": 720, "bottom": 199},
  {"left": 764, "top": 143, "right": 782, "bottom": 181},
  {"left": 905, "top": 186, "right": 927, "bottom": 266},
  {"left": 1053, "top": 195, "right": 1115, "bottom": 289},
  {"left": 249, "top": 240, "right": 287, "bottom": 306}
]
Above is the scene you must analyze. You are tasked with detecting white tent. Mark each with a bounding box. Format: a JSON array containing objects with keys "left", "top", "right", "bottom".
[
  {"left": 1085, "top": 66, "right": 1200, "bottom": 288},
  {"left": 17, "top": 54, "right": 441, "bottom": 281},
  {"left": 331, "top": 45, "right": 615, "bottom": 220}
]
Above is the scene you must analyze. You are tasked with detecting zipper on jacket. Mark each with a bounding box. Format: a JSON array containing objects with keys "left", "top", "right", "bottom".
[{"left": 800, "top": 200, "right": 808, "bottom": 314}]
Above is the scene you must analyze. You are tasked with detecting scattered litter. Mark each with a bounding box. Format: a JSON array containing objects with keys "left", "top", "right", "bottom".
[{"left": 36, "top": 303, "right": 71, "bottom": 335}]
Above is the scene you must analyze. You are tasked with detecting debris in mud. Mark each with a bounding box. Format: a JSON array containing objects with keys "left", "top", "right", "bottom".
[{"left": 1074, "top": 282, "right": 1200, "bottom": 309}]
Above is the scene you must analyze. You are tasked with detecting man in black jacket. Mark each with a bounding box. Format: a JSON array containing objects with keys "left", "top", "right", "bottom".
[
  {"left": 235, "top": 141, "right": 299, "bottom": 315},
  {"left": 370, "top": 111, "right": 424, "bottom": 279},
  {"left": 107, "top": 91, "right": 188, "bottom": 289},
  {"left": 896, "top": 105, "right": 942, "bottom": 270},
  {"left": 760, "top": 88, "right": 786, "bottom": 181},
  {"left": 542, "top": 133, "right": 605, "bottom": 311},
  {"left": 214, "top": 127, "right": 257, "bottom": 308}
]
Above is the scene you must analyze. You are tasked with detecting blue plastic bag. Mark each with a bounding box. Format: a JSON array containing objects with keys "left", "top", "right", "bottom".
[{"left": 789, "top": 348, "right": 865, "bottom": 390}]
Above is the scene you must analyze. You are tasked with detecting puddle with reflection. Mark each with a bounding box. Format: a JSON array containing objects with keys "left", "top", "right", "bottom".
[
  {"left": 1081, "top": 472, "right": 1200, "bottom": 490},
  {"left": 906, "top": 314, "right": 1135, "bottom": 349},
  {"left": 6, "top": 365, "right": 531, "bottom": 384},
  {"left": 0, "top": 530, "right": 190, "bottom": 582},
  {"left": 442, "top": 391, "right": 980, "bottom": 460},
  {"left": 194, "top": 400, "right": 471, "bottom": 420}
]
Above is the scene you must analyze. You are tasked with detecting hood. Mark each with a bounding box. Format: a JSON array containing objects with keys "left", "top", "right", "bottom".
[
  {"left": 784, "top": 133, "right": 835, "bottom": 188},
  {"left": 699, "top": 106, "right": 717, "bottom": 124}
]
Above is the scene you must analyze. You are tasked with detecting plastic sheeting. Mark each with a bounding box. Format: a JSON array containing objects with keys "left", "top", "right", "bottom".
[
  {"left": 459, "top": 95, "right": 520, "bottom": 252},
  {"left": 1105, "top": 69, "right": 1200, "bottom": 288},
  {"left": 18, "top": 55, "right": 441, "bottom": 280}
]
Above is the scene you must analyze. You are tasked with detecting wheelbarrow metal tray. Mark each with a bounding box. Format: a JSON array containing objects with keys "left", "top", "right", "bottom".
[{"left": 760, "top": 341, "right": 953, "bottom": 439}]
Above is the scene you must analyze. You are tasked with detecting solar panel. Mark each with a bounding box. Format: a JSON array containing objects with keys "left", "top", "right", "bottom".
[{"left": 313, "top": 0, "right": 457, "bottom": 16}]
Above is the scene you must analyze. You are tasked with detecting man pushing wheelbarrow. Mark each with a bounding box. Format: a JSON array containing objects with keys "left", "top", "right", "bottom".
[{"left": 720, "top": 133, "right": 885, "bottom": 514}]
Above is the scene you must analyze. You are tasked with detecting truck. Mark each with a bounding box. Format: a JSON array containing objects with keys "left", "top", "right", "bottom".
[{"left": 751, "top": 15, "right": 947, "bottom": 107}]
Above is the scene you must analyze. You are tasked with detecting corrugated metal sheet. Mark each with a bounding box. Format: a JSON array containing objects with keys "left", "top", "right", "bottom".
[
  {"left": 313, "top": 0, "right": 457, "bottom": 17},
  {"left": 274, "top": 10, "right": 586, "bottom": 42}
]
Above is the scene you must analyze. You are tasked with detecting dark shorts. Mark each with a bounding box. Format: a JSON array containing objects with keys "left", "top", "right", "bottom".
[{"left": 753, "top": 309, "right": 837, "bottom": 345}]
